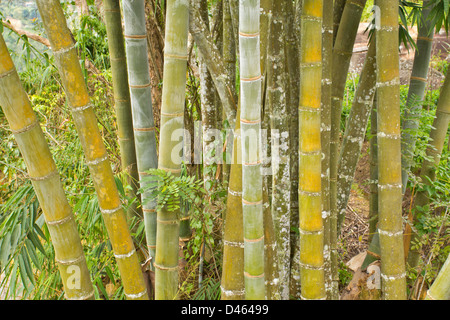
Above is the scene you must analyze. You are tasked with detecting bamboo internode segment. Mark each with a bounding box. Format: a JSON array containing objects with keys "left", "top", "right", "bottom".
[
  {"left": 376, "top": 0, "right": 407, "bottom": 300},
  {"left": 36, "top": 0, "right": 148, "bottom": 300},
  {"left": 0, "top": 33, "right": 94, "bottom": 300}
]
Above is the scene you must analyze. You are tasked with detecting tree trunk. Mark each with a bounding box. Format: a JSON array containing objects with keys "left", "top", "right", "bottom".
[
  {"left": 189, "top": 5, "right": 237, "bottom": 129},
  {"left": 266, "top": 0, "right": 290, "bottom": 300},
  {"left": 322, "top": 0, "right": 339, "bottom": 300},
  {"left": 0, "top": 33, "right": 94, "bottom": 300},
  {"left": 36, "top": 0, "right": 148, "bottom": 300}
]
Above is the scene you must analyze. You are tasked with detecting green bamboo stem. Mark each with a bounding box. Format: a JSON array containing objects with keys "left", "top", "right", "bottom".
[
  {"left": 401, "top": 0, "right": 435, "bottom": 192},
  {"left": 330, "top": 0, "right": 367, "bottom": 233},
  {"left": 122, "top": 0, "right": 159, "bottom": 271},
  {"left": 426, "top": 251, "right": 450, "bottom": 300},
  {"left": 103, "top": 0, "right": 141, "bottom": 235},
  {"left": 408, "top": 67, "right": 450, "bottom": 267},
  {"left": 0, "top": 33, "right": 94, "bottom": 300},
  {"left": 369, "top": 92, "right": 379, "bottom": 242},
  {"left": 154, "top": 0, "right": 189, "bottom": 300},
  {"left": 376, "top": 0, "right": 407, "bottom": 300},
  {"left": 298, "top": 0, "right": 326, "bottom": 300},
  {"left": 35, "top": 0, "right": 148, "bottom": 300},
  {"left": 333, "top": 0, "right": 347, "bottom": 44},
  {"left": 239, "top": 0, "right": 265, "bottom": 300},
  {"left": 337, "top": 40, "right": 377, "bottom": 226},
  {"left": 265, "top": 0, "right": 291, "bottom": 300},
  {"left": 221, "top": 102, "right": 245, "bottom": 300}
]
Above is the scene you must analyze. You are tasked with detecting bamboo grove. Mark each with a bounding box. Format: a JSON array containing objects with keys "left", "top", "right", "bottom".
[{"left": 0, "top": 0, "right": 449, "bottom": 300}]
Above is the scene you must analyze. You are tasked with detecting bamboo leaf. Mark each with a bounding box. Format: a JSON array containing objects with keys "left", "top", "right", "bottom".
[
  {"left": 25, "top": 239, "right": 41, "bottom": 270},
  {"left": 9, "top": 224, "right": 21, "bottom": 257},
  {"left": 27, "top": 231, "right": 46, "bottom": 256},
  {"left": 21, "top": 246, "right": 35, "bottom": 285},
  {"left": 18, "top": 251, "right": 30, "bottom": 289},
  {"left": 95, "top": 277, "right": 109, "bottom": 300},
  {"left": 0, "top": 232, "right": 11, "bottom": 268}
]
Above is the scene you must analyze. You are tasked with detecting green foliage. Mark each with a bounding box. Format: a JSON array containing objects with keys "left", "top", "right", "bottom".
[
  {"left": 428, "top": 0, "right": 450, "bottom": 34},
  {"left": 140, "top": 168, "right": 206, "bottom": 215}
]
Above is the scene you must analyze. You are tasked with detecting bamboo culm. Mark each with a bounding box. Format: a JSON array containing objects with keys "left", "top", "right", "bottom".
[
  {"left": 239, "top": 0, "right": 265, "bottom": 300},
  {"left": 122, "top": 0, "right": 159, "bottom": 271},
  {"left": 36, "top": 0, "right": 148, "bottom": 300},
  {"left": 330, "top": 0, "right": 367, "bottom": 233},
  {"left": 401, "top": 0, "right": 435, "bottom": 191},
  {"left": 376, "top": 0, "right": 407, "bottom": 300},
  {"left": 336, "top": 40, "right": 377, "bottom": 227},
  {"left": 154, "top": 0, "right": 190, "bottom": 300},
  {"left": 103, "top": 0, "right": 141, "bottom": 234},
  {"left": 0, "top": 33, "right": 94, "bottom": 300},
  {"left": 298, "top": 0, "right": 326, "bottom": 300}
]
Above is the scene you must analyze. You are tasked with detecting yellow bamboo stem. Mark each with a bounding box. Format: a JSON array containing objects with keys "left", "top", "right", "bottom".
[{"left": 35, "top": 0, "right": 148, "bottom": 300}]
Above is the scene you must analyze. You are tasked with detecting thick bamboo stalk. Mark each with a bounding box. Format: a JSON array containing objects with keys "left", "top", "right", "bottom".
[
  {"left": 239, "top": 0, "right": 265, "bottom": 300},
  {"left": 408, "top": 68, "right": 450, "bottom": 267},
  {"left": 333, "top": 0, "right": 347, "bottom": 44},
  {"left": 298, "top": 0, "right": 326, "bottom": 300},
  {"left": 0, "top": 33, "right": 94, "bottom": 300},
  {"left": 330, "top": 0, "right": 367, "bottom": 232},
  {"left": 221, "top": 102, "right": 245, "bottom": 300},
  {"left": 426, "top": 251, "right": 450, "bottom": 300},
  {"left": 103, "top": 0, "right": 141, "bottom": 233},
  {"left": 35, "top": 0, "right": 148, "bottom": 300},
  {"left": 122, "top": 0, "right": 159, "bottom": 271},
  {"left": 154, "top": 0, "right": 190, "bottom": 300},
  {"left": 266, "top": 0, "right": 290, "bottom": 300},
  {"left": 337, "top": 40, "right": 377, "bottom": 226},
  {"left": 376, "top": 0, "right": 407, "bottom": 300},
  {"left": 401, "top": 0, "right": 435, "bottom": 191}
]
